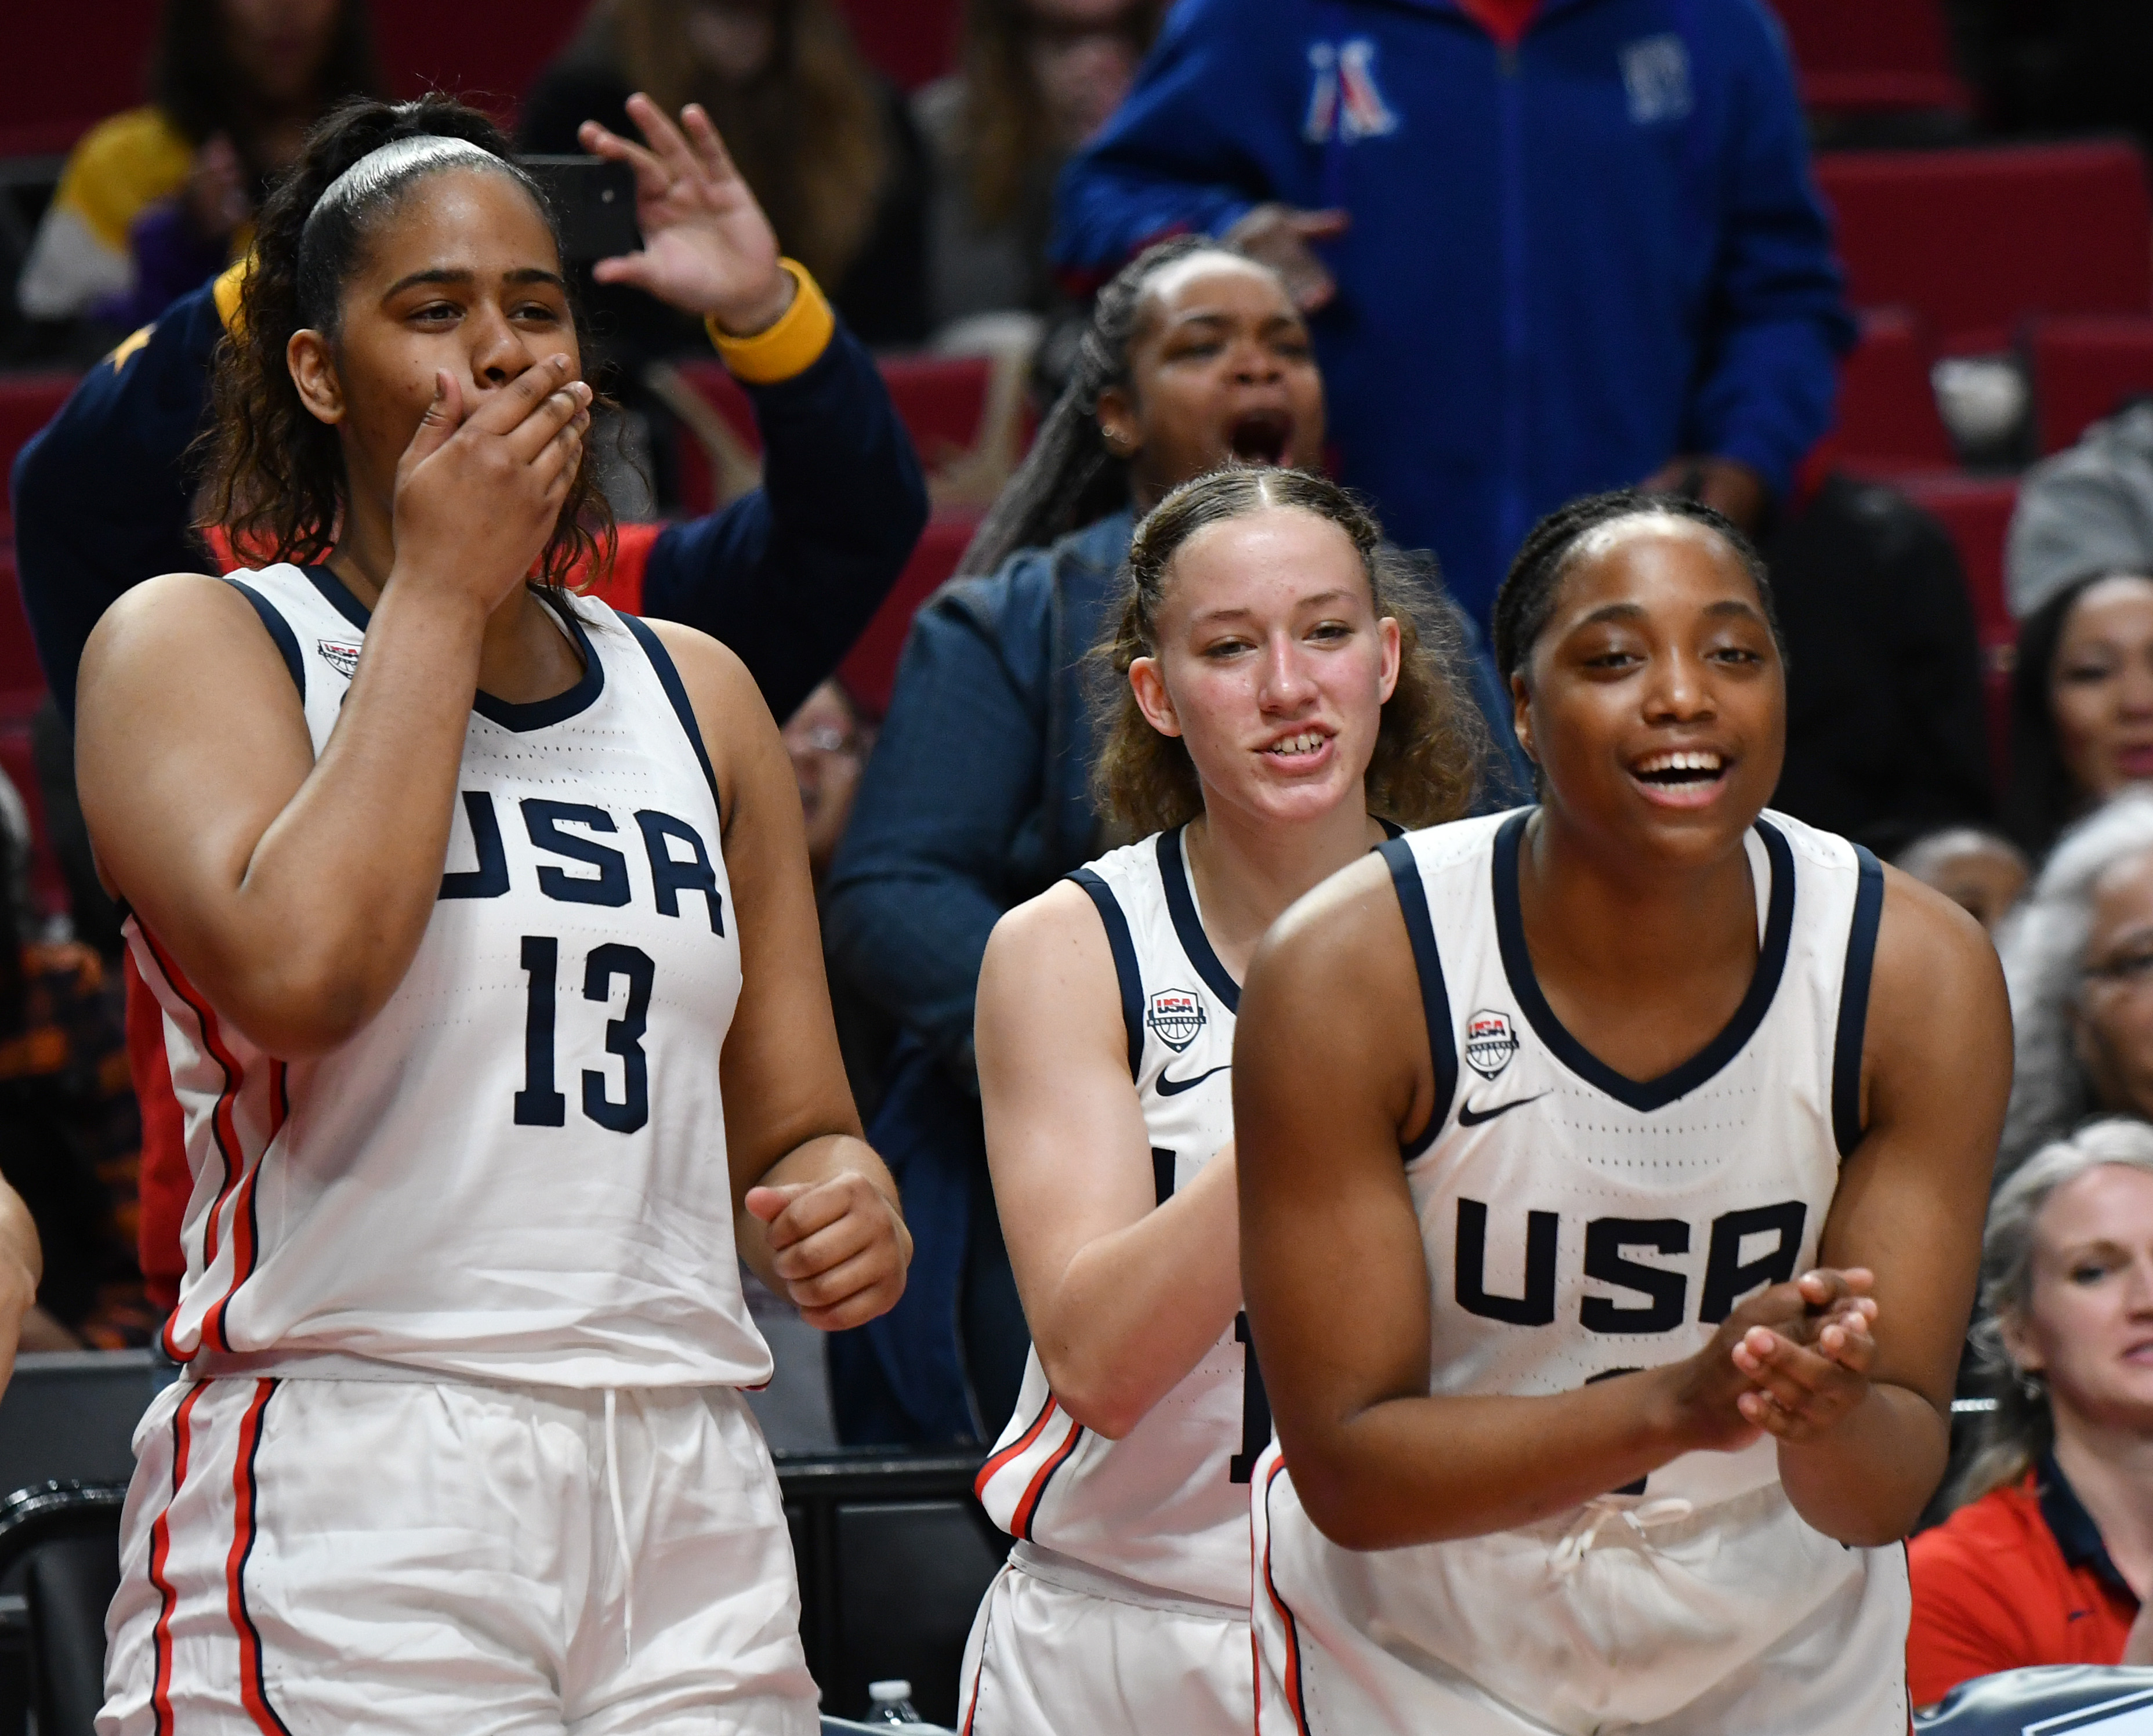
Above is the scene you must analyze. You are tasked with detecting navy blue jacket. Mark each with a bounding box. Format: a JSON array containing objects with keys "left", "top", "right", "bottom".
[
  {"left": 9, "top": 278, "right": 930, "bottom": 723},
  {"left": 1054, "top": 0, "right": 1854, "bottom": 620}
]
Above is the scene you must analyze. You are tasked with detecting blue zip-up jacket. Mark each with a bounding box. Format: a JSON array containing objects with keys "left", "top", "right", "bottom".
[{"left": 1054, "top": 0, "right": 1854, "bottom": 621}]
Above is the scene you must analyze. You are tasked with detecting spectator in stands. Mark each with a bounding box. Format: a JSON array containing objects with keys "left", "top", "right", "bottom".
[
  {"left": 819, "top": 236, "right": 1516, "bottom": 1444},
  {"left": 1998, "top": 795, "right": 2153, "bottom": 1182},
  {"left": 0, "top": 769, "right": 139, "bottom": 1359},
  {"left": 1052, "top": 0, "right": 1852, "bottom": 626},
  {"left": 16, "top": 0, "right": 380, "bottom": 329},
  {"left": 1765, "top": 470, "right": 1996, "bottom": 849},
  {"left": 2000, "top": 567, "right": 2153, "bottom": 861},
  {"left": 1907, "top": 1118, "right": 2153, "bottom": 1707},
  {"left": 913, "top": 0, "right": 1164, "bottom": 339},
  {"left": 11, "top": 89, "right": 930, "bottom": 1322},
  {"left": 2006, "top": 402, "right": 2153, "bottom": 857},
  {"left": 1897, "top": 827, "right": 2030, "bottom": 936},
  {"left": 785, "top": 677, "right": 874, "bottom": 885},
  {"left": 521, "top": 0, "right": 929, "bottom": 348}
]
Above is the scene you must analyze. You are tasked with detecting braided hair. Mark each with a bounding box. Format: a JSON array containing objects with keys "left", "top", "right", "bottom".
[
  {"left": 1492, "top": 490, "right": 1784, "bottom": 684},
  {"left": 203, "top": 95, "right": 615, "bottom": 591},
  {"left": 1089, "top": 468, "right": 1487, "bottom": 833},
  {"left": 957, "top": 235, "right": 1257, "bottom": 578}
]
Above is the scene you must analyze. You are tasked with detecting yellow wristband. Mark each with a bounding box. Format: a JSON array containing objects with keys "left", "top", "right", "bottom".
[
  {"left": 705, "top": 260, "right": 834, "bottom": 385},
  {"left": 212, "top": 258, "right": 250, "bottom": 334}
]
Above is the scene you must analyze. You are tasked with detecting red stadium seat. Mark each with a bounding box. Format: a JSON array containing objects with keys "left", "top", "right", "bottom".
[
  {"left": 0, "top": 546, "right": 46, "bottom": 705},
  {"left": 368, "top": 0, "right": 587, "bottom": 118},
  {"left": 1833, "top": 308, "right": 1952, "bottom": 471},
  {"left": 0, "top": 374, "right": 79, "bottom": 510},
  {"left": 2028, "top": 316, "right": 2153, "bottom": 455},
  {"left": 1765, "top": 0, "right": 1969, "bottom": 114},
  {"left": 1816, "top": 142, "right": 2153, "bottom": 356},
  {"left": 0, "top": 6, "right": 154, "bottom": 156},
  {"left": 835, "top": 0, "right": 961, "bottom": 90},
  {"left": 1891, "top": 473, "right": 2020, "bottom": 774},
  {"left": 834, "top": 514, "right": 977, "bottom": 718},
  {"left": 664, "top": 354, "right": 1033, "bottom": 516}
]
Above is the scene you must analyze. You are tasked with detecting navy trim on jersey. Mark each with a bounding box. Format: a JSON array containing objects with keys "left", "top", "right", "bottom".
[
  {"left": 1068, "top": 868, "right": 1144, "bottom": 1076},
  {"left": 222, "top": 579, "right": 305, "bottom": 704},
  {"left": 617, "top": 611, "right": 720, "bottom": 817},
  {"left": 300, "top": 567, "right": 606, "bottom": 732},
  {"left": 1379, "top": 836, "right": 1458, "bottom": 1158},
  {"left": 1377, "top": 816, "right": 1405, "bottom": 840},
  {"left": 1157, "top": 827, "right": 1240, "bottom": 1013},
  {"left": 1831, "top": 843, "right": 1886, "bottom": 1158},
  {"left": 1491, "top": 810, "right": 1797, "bottom": 1113}
]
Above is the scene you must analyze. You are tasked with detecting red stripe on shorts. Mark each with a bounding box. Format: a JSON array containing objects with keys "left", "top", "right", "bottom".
[
  {"left": 148, "top": 1381, "right": 208, "bottom": 1736},
  {"left": 225, "top": 1379, "right": 292, "bottom": 1735},
  {"left": 974, "top": 1396, "right": 1059, "bottom": 1502},
  {"left": 1260, "top": 1456, "right": 1312, "bottom": 1736}
]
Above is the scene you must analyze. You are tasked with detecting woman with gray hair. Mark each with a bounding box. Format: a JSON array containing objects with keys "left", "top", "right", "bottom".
[
  {"left": 1906, "top": 1118, "right": 2153, "bottom": 1706},
  {"left": 1998, "top": 791, "right": 2153, "bottom": 1179}
]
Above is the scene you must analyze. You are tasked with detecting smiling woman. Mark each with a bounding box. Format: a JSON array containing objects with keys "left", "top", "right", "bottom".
[
  {"left": 73, "top": 94, "right": 908, "bottom": 1736},
  {"left": 954, "top": 468, "right": 1484, "bottom": 1734},
  {"left": 1231, "top": 488, "right": 2012, "bottom": 1734}
]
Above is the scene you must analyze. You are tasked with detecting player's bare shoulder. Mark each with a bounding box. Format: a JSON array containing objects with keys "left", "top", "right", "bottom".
[
  {"left": 79, "top": 570, "right": 284, "bottom": 691},
  {"left": 982, "top": 878, "right": 1119, "bottom": 1006},
  {"left": 1247, "top": 849, "right": 1409, "bottom": 1010},
  {"left": 1861, "top": 858, "right": 2013, "bottom": 1115}
]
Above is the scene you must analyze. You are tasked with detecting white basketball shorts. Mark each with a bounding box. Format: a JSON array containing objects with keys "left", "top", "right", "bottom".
[
  {"left": 956, "top": 1541, "right": 1253, "bottom": 1736},
  {"left": 99, "top": 1375, "right": 818, "bottom": 1735},
  {"left": 1251, "top": 1443, "right": 1911, "bottom": 1736}
]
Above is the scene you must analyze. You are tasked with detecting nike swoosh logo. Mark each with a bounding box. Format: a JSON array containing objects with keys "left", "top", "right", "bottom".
[
  {"left": 1157, "top": 1064, "right": 1231, "bottom": 1097},
  {"left": 1457, "top": 1092, "right": 1548, "bottom": 1126}
]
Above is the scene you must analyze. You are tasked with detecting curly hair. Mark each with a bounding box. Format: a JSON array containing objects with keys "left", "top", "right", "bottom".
[
  {"left": 1089, "top": 468, "right": 1487, "bottom": 836},
  {"left": 202, "top": 95, "right": 615, "bottom": 591},
  {"left": 1951, "top": 1117, "right": 2153, "bottom": 1507},
  {"left": 957, "top": 235, "right": 1250, "bottom": 578},
  {"left": 1995, "top": 791, "right": 2153, "bottom": 1181},
  {"left": 1492, "top": 489, "right": 1786, "bottom": 684}
]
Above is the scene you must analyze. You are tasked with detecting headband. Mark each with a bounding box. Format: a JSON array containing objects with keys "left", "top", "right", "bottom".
[{"left": 302, "top": 134, "right": 505, "bottom": 244}]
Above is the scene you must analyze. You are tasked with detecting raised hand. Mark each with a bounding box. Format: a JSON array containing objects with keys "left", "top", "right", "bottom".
[
  {"left": 746, "top": 1172, "right": 911, "bottom": 1331},
  {"left": 579, "top": 93, "right": 793, "bottom": 336},
  {"left": 390, "top": 354, "right": 590, "bottom": 615},
  {"left": 1223, "top": 204, "right": 1351, "bottom": 313}
]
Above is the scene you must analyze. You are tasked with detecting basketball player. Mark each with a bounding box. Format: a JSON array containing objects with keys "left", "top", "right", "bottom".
[
  {"left": 959, "top": 468, "right": 1485, "bottom": 1732},
  {"left": 1235, "top": 491, "right": 2012, "bottom": 1735},
  {"left": 74, "top": 98, "right": 907, "bottom": 1733}
]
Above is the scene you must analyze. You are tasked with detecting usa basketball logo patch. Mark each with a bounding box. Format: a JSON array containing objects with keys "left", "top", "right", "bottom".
[
  {"left": 1146, "top": 988, "right": 1205, "bottom": 1053},
  {"left": 317, "top": 639, "right": 361, "bottom": 679},
  {"left": 1464, "top": 1010, "right": 1520, "bottom": 1078}
]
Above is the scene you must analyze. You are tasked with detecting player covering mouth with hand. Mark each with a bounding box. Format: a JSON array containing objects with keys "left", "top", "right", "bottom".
[
  {"left": 958, "top": 467, "right": 1487, "bottom": 1733},
  {"left": 74, "top": 94, "right": 907, "bottom": 1734},
  {"left": 1235, "top": 490, "right": 2012, "bottom": 1735}
]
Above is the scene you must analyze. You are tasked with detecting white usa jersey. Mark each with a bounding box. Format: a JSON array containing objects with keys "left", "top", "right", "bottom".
[
  {"left": 1253, "top": 806, "right": 1909, "bottom": 1736},
  {"left": 129, "top": 563, "right": 769, "bottom": 1390},
  {"left": 975, "top": 826, "right": 1264, "bottom": 1610}
]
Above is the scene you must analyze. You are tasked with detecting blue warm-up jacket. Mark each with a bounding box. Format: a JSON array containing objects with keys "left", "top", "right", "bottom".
[{"left": 1055, "top": 0, "right": 1854, "bottom": 621}]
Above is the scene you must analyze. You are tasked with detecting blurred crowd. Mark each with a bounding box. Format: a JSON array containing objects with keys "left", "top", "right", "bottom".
[{"left": 6, "top": 0, "right": 2153, "bottom": 1713}]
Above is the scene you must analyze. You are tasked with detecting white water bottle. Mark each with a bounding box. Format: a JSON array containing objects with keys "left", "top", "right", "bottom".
[{"left": 866, "top": 1679, "right": 923, "bottom": 1724}]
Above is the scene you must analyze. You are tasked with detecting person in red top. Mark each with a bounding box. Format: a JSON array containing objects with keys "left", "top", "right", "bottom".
[{"left": 1908, "top": 1116, "right": 2153, "bottom": 1706}]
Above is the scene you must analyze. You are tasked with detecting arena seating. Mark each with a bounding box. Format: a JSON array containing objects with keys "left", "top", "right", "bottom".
[
  {"left": 1766, "top": 0, "right": 1969, "bottom": 115},
  {"left": 1816, "top": 142, "right": 2153, "bottom": 357},
  {"left": 2028, "top": 316, "right": 2153, "bottom": 455},
  {"left": 0, "top": 0, "right": 951, "bottom": 159},
  {"left": 1893, "top": 473, "right": 2020, "bottom": 767},
  {"left": 1833, "top": 307, "right": 1955, "bottom": 472},
  {"left": 836, "top": 515, "right": 978, "bottom": 717}
]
